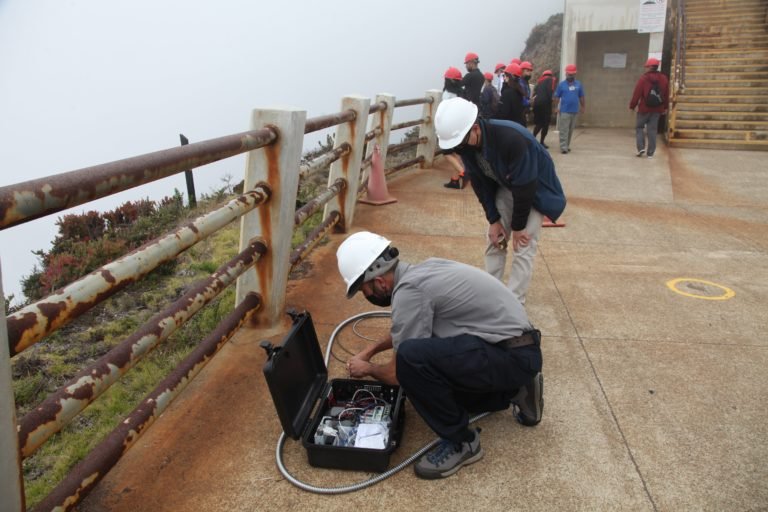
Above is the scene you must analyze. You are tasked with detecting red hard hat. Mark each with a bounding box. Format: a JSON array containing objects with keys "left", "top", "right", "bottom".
[
  {"left": 565, "top": 64, "right": 577, "bottom": 74},
  {"left": 645, "top": 57, "right": 660, "bottom": 67},
  {"left": 542, "top": 69, "right": 553, "bottom": 76},
  {"left": 464, "top": 52, "right": 479, "bottom": 63},
  {"left": 444, "top": 66, "right": 463, "bottom": 80},
  {"left": 505, "top": 63, "right": 522, "bottom": 77},
  {"left": 520, "top": 61, "right": 533, "bottom": 71},
  {"left": 483, "top": 72, "right": 493, "bottom": 81},
  {"left": 510, "top": 58, "right": 522, "bottom": 65},
  {"left": 495, "top": 62, "right": 506, "bottom": 72}
]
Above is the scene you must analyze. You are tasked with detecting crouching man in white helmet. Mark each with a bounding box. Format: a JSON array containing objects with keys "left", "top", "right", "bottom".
[{"left": 336, "top": 231, "right": 543, "bottom": 480}]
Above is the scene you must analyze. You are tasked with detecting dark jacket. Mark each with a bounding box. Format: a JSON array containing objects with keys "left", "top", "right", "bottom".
[
  {"left": 629, "top": 70, "right": 670, "bottom": 113},
  {"left": 497, "top": 81, "right": 526, "bottom": 125},
  {"left": 480, "top": 83, "right": 500, "bottom": 118},
  {"left": 458, "top": 119, "right": 566, "bottom": 230},
  {"left": 533, "top": 76, "right": 555, "bottom": 108},
  {"left": 462, "top": 68, "right": 485, "bottom": 106}
]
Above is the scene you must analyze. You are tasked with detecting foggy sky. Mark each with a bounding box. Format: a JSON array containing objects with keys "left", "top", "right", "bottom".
[{"left": 0, "top": 0, "right": 564, "bottom": 302}]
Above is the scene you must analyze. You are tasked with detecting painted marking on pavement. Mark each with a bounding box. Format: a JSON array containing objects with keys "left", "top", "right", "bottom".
[{"left": 666, "top": 278, "right": 735, "bottom": 301}]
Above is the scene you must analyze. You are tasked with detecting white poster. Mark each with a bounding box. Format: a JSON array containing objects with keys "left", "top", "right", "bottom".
[
  {"left": 638, "top": 0, "right": 667, "bottom": 33},
  {"left": 603, "top": 53, "right": 627, "bottom": 68}
]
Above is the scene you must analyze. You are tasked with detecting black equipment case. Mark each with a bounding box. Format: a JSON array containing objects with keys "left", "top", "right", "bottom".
[{"left": 261, "top": 311, "right": 406, "bottom": 472}]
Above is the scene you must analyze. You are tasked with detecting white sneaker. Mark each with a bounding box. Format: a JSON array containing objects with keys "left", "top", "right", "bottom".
[{"left": 636, "top": 149, "right": 645, "bottom": 157}]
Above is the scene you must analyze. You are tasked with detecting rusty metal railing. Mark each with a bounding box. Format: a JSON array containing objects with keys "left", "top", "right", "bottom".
[
  {"left": 0, "top": 128, "right": 277, "bottom": 230},
  {"left": 0, "top": 91, "right": 443, "bottom": 511},
  {"left": 6, "top": 185, "right": 272, "bottom": 358},
  {"left": 30, "top": 292, "right": 262, "bottom": 512},
  {"left": 18, "top": 239, "right": 267, "bottom": 458}
]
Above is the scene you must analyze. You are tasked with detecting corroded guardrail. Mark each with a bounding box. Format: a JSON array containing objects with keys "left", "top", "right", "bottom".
[{"left": 0, "top": 89, "right": 443, "bottom": 511}]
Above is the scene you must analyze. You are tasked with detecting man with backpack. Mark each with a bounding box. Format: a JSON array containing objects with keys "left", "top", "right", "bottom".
[{"left": 629, "top": 57, "right": 669, "bottom": 159}]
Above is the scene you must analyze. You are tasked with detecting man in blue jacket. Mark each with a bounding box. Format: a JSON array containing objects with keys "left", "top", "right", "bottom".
[{"left": 434, "top": 97, "right": 566, "bottom": 304}]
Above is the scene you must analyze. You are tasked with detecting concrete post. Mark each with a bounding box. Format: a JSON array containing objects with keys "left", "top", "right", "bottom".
[
  {"left": 323, "top": 95, "right": 371, "bottom": 232},
  {"left": 236, "top": 108, "right": 307, "bottom": 327},
  {"left": 416, "top": 90, "right": 442, "bottom": 167},
  {"left": 0, "top": 262, "right": 25, "bottom": 512},
  {"left": 362, "top": 94, "right": 396, "bottom": 185}
]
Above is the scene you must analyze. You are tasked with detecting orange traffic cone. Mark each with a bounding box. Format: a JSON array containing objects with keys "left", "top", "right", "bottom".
[
  {"left": 542, "top": 216, "right": 565, "bottom": 227},
  {"left": 359, "top": 144, "right": 397, "bottom": 205}
]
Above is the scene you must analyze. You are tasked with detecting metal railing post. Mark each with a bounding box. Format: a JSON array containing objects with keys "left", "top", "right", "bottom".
[
  {"left": 416, "top": 90, "right": 441, "bottom": 168},
  {"left": 323, "top": 95, "right": 371, "bottom": 232},
  {"left": 235, "top": 108, "right": 307, "bottom": 327},
  {"left": 0, "top": 262, "right": 25, "bottom": 512},
  {"left": 364, "top": 94, "right": 396, "bottom": 183}
]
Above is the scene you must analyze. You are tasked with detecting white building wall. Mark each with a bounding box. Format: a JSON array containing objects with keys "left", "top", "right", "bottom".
[{"left": 562, "top": 0, "right": 664, "bottom": 74}]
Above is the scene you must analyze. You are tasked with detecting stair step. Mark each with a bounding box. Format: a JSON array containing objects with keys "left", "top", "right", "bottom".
[
  {"left": 686, "top": 48, "right": 768, "bottom": 57},
  {"left": 687, "top": 40, "right": 768, "bottom": 50},
  {"left": 683, "top": 62, "right": 768, "bottom": 72},
  {"left": 685, "top": 71, "right": 768, "bottom": 80},
  {"left": 685, "top": 79, "right": 768, "bottom": 87},
  {"left": 687, "top": 7, "right": 767, "bottom": 18},
  {"left": 683, "top": 87, "right": 768, "bottom": 96},
  {"left": 685, "top": 24, "right": 766, "bottom": 33},
  {"left": 675, "top": 111, "right": 768, "bottom": 121},
  {"left": 685, "top": 16, "right": 765, "bottom": 29},
  {"left": 675, "top": 102, "right": 768, "bottom": 112},
  {"left": 669, "top": 138, "right": 768, "bottom": 150},
  {"left": 677, "top": 95, "right": 768, "bottom": 104},
  {"left": 686, "top": 1, "right": 768, "bottom": 11},
  {"left": 673, "top": 128, "right": 768, "bottom": 140},
  {"left": 687, "top": 34, "right": 768, "bottom": 43},
  {"left": 675, "top": 119, "right": 768, "bottom": 130}
]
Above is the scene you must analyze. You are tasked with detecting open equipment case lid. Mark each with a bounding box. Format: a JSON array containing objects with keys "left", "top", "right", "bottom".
[{"left": 261, "top": 311, "right": 328, "bottom": 440}]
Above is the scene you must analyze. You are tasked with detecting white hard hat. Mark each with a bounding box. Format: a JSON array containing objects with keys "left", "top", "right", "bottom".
[
  {"left": 337, "top": 231, "right": 397, "bottom": 298},
  {"left": 435, "top": 97, "right": 478, "bottom": 149}
]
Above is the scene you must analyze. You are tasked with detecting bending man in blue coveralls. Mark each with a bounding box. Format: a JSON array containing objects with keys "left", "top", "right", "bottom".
[
  {"left": 337, "top": 231, "right": 544, "bottom": 480},
  {"left": 434, "top": 97, "right": 567, "bottom": 305}
]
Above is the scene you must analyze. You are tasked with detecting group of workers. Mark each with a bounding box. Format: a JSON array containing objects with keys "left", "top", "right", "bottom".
[{"left": 330, "top": 50, "right": 669, "bottom": 482}]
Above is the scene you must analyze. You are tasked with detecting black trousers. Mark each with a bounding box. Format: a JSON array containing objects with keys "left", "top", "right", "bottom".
[{"left": 395, "top": 334, "right": 542, "bottom": 444}]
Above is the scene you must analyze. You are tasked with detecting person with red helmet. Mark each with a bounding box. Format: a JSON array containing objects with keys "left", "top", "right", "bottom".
[
  {"left": 442, "top": 66, "right": 465, "bottom": 101},
  {"left": 532, "top": 70, "right": 556, "bottom": 148},
  {"left": 493, "top": 62, "right": 506, "bottom": 95},
  {"left": 554, "top": 64, "right": 585, "bottom": 153},
  {"left": 479, "top": 72, "right": 500, "bottom": 119},
  {"left": 518, "top": 61, "right": 534, "bottom": 125},
  {"left": 462, "top": 52, "right": 485, "bottom": 107},
  {"left": 629, "top": 57, "right": 669, "bottom": 158},
  {"left": 497, "top": 63, "right": 526, "bottom": 126}
]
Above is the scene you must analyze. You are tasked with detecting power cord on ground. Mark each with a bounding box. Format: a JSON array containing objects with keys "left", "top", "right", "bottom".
[{"left": 274, "top": 310, "right": 493, "bottom": 494}]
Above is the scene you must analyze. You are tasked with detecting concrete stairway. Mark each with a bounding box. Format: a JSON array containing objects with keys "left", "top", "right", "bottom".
[{"left": 670, "top": 0, "right": 768, "bottom": 150}]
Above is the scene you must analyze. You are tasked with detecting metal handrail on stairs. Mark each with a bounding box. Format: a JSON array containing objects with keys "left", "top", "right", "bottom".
[{"left": 668, "top": 0, "right": 687, "bottom": 141}]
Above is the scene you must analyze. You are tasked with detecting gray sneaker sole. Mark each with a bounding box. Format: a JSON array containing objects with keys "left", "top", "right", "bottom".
[{"left": 414, "top": 447, "right": 485, "bottom": 480}]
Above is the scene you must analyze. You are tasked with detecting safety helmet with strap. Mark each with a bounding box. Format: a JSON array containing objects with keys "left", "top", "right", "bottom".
[{"left": 337, "top": 231, "right": 399, "bottom": 298}]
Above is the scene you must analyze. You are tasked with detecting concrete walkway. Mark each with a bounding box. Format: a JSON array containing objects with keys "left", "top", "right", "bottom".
[{"left": 81, "top": 128, "right": 768, "bottom": 512}]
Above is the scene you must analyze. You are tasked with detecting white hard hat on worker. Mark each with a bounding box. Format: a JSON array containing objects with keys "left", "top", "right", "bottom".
[
  {"left": 336, "top": 231, "right": 399, "bottom": 303},
  {"left": 434, "top": 97, "right": 478, "bottom": 150}
]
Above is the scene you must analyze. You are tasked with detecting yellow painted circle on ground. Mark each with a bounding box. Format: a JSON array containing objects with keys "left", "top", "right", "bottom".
[{"left": 666, "top": 278, "right": 735, "bottom": 301}]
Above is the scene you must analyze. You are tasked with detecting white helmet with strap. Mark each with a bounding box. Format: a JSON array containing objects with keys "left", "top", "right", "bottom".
[{"left": 337, "top": 231, "right": 399, "bottom": 298}]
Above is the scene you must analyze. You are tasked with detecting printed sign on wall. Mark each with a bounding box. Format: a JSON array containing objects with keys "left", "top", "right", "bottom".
[{"left": 638, "top": 0, "right": 668, "bottom": 33}]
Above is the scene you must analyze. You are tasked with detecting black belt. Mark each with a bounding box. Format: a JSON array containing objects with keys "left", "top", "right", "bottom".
[{"left": 496, "top": 329, "right": 541, "bottom": 350}]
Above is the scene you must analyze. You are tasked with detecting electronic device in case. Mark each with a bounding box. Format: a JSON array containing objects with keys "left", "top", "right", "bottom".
[{"left": 261, "top": 310, "right": 405, "bottom": 472}]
